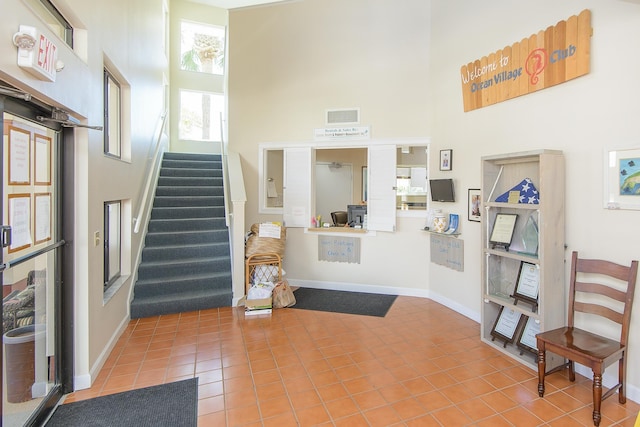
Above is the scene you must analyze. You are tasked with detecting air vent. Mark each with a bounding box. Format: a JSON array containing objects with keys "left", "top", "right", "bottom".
[{"left": 326, "top": 108, "right": 359, "bottom": 125}]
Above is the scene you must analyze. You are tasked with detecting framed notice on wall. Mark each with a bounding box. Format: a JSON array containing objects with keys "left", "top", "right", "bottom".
[{"left": 9, "top": 126, "right": 31, "bottom": 185}]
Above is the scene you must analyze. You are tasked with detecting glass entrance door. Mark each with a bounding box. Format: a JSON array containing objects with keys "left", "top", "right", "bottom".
[{"left": 1, "top": 98, "right": 65, "bottom": 426}]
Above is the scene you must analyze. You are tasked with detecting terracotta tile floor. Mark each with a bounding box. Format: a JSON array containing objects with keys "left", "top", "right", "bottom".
[{"left": 64, "top": 296, "right": 640, "bottom": 426}]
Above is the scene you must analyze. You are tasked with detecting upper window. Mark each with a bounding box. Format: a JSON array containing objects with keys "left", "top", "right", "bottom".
[
  {"left": 180, "top": 21, "right": 225, "bottom": 75},
  {"left": 103, "top": 69, "right": 121, "bottom": 158},
  {"left": 25, "top": 0, "right": 73, "bottom": 48},
  {"left": 179, "top": 90, "right": 224, "bottom": 142}
]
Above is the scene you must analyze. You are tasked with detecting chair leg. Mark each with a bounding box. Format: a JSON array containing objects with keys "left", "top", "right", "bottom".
[
  {"left": 619, "top": 356, "right": 627, "bottom": 404},
  {"left": 592, "top": 372, "right": 603, "bottom": 426},
  {"left": 568, "top": 360, "right": 575, "bottom": 382},
  {"left": 537, "top": 348, "right": 546, "bottom": 397}
]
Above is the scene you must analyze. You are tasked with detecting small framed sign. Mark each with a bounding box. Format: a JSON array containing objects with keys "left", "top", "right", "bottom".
[
  {"left": 489, "top": 213, "right": 518, "bottom": 250},
  {"left": 512, "top": 261, "right": 540, "bottom": 311},
  {"left": 517, "top": 316, "right": 540, "bottom": 356},
  {"left": 490, "top": 306, "right": 525, "bottom": 348}
]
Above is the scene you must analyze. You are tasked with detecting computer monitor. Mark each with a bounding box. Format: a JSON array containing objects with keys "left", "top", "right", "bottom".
[{"left": 347, "top": 204, "right": 367, "bottom": 226}]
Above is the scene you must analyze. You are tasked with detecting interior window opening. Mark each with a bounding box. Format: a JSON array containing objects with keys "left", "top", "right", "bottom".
[
  {"left": 315, "top": 148, "right": 367, "bottom": 227},
  {"left": 396, "top": 146, "right": 428, "bottom": 210}
]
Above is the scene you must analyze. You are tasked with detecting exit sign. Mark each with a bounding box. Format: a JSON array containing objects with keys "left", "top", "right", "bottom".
[{"left": 16, "top": 25, "right": 59, "bottom": 82}]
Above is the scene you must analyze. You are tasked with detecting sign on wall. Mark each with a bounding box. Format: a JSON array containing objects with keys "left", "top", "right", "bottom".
[{"left": 460, "top": 9, "right": 591, "bottom": 112}]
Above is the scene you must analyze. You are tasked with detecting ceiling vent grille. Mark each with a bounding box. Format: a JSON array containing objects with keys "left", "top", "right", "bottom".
[{"left": 326, "top": 108, "right": 359, "bottom": 125}]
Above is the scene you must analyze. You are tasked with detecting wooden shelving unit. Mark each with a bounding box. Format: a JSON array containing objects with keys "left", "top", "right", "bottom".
[{"left": 480, "top": 150, "right": 566, "bottom": 370}]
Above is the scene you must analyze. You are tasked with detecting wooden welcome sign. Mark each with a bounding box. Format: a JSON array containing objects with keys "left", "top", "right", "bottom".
[{"left": 461, "top": 9, "right": 592, "bottom": 112}]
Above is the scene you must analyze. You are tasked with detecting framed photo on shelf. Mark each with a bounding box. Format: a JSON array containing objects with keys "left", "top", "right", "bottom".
[
  {"left": 512, "top": 261, "right": 540, "bottom": 310},
  {"left": 439, "top": 149, "right": 452, "bottom": 171},
  {"left": 468, "top": 189, "right": 481, "bottom": 222},
  {"left": 603, "top": 146, "right": 640, "bottom": 210},
  {"left": 517, "top": 316, "right": 540, "bottom": 356},
  {"left": 490, "top": 306, "right": 525, "bottom": 348},
  {"left": 489, "top": 213, "right": 518, "bottom": 250}
]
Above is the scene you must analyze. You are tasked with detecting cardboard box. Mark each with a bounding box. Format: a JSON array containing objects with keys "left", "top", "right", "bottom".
[{"left": 245, "top": 296, "right": 272, "bottom": 310}]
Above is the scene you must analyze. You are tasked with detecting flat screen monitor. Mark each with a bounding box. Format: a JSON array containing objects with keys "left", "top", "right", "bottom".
[
  {"left": 347, "top": 204, "right": 367, "bottom": 226},
  {"left": 429, "top": 178, "right": 455, "bottom": 202}
]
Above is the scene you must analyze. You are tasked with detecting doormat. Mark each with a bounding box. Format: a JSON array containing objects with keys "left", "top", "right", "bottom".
[
  {"left": 46, "top": 378, "right": 198, "bottom": 427},
  {"left": 291, "top": 287, "right": 397, "bottom": 317}
]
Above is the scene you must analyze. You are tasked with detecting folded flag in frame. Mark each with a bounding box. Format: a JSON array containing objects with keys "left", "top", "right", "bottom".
[{"left": 495, "top": 178, "right": 539, "bottom": 204}]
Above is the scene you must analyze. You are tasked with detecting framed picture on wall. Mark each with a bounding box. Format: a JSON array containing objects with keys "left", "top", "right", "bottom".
[
  {"left": 440, "top": 149, "right": 452, "bottom": 171},
  {"left": 468, "top": 188, "right": 481, "bottom": 222}
]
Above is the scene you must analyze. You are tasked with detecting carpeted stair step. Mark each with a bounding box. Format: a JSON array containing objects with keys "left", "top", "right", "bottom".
[
  {"left": 141, "top": 242, "right": 230, "bottom": 263},
  {"left": 155, "top": 185, "right": 223, "bottom": 197},
  {"left": 134, "top": 271, "right": 231, "bottom": 298},
  {"left": 144, "top": 230, "right": 228, "bottom": 246},
  {"left": 157, "top": 176, "right": 223, "bottom": 187},
  {"left": 130, "top": 288, "right": 231, "bottom": 319},
  {"left": 153, "top": 195, "right": 224, "bottom": 208},
  {"left": 150, "top": 206, "right": 225, "bottom": 220},
  {"left": 147, "top": 217, "right": 226, "bottom": 233},
  {"left": 160, "top": 167, "right": 220, "bottom": 178},
  {"left": 137, "top": 254, "right": 230, "bottom": 281}
]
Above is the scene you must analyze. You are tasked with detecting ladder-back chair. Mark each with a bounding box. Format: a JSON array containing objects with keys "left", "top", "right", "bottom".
[{"left": 536, "top": 251, "right": 638, "bottom": 426}]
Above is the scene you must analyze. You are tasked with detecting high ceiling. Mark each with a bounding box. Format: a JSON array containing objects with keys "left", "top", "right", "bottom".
[{"left": 188, "top": 0, "right": 291, "bottom": 10}]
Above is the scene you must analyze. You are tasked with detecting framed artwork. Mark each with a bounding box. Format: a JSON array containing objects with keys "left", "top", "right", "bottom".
[
  {"left": 440, "top": 149, "right": 452, "bottom": 171},
  {"left": 603, "top": 147, "right": 640, "bottom": 210},
  {"left": 468, "top": 188, "right": 481, "bottom": 222},
  {"left": 490, "top": 306, "right": 525, "bottom": 348},
  {"left": 517, "top": 316, "right": 540, "bottom": 356}
]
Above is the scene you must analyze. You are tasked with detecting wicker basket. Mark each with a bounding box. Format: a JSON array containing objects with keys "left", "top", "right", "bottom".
[{"left": 245, "top": 223, "right": 286, "bottom": 258}]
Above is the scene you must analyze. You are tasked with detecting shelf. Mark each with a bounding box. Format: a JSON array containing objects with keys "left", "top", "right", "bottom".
[
  {"left": 484, "top": 248, "right": 539, "bottom": 263},
  {"left": 485, "top": 202, "right": 541, "bottom": 210},
  {"left": 307, "top": 227, "right": 367, "bottom": 233},
  {"left": 423, "top": 229, "right": 460, "bottom": 237},
  {"left": 482, "top": 294, "right": 540, "bottom": 319}
]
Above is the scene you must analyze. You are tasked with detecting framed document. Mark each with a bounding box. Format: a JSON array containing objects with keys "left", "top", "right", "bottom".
[
  {"left": 490, "top": 306, "right": 525, "bottom": 347},
  {"left": 35, "top": 192, "right": 52, "bottom": 244},
  {"left": 9, "top": 126, "right": 31, "bottom": 185},
  {"left": 512, "top": 261, "right": 540, "bottom": 310},
  {"left": 489, "top": 213, "right": 518, "bottom": 250},
  {"left": 35, "top": 134, "right": 52, "bottom": 185},
  {"left": 517, "top": 316, "right": 540, "bottom": 356},
  {"left": 8, "top": 194, "right": 32, "bottom": 253}
]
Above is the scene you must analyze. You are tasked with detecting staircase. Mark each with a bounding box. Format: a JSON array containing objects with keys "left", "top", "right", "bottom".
[{"left": 130, "top": 152, "right": 233, "bottom": 318}]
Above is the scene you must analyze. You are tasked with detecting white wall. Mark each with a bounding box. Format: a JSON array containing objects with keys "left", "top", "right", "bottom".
[
  {"left": 1, "top": 0, "right": 167, "bottom": 388},
  {"left": 228, "top": 0, "right": 434, "bottom": 296},
  {"left": 429, "top": 0, "right": 640, "bottom": 400},
  {"left": 229, "top": 0, "right": 640, "bottom": 402}
]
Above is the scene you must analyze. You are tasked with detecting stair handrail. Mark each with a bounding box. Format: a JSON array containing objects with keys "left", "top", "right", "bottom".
[
  {"left": 219, "top": 113, "right": 231, "bottom": 227},
  {"left": 133, "top": 110, "right": 168, "bottom": 234}
]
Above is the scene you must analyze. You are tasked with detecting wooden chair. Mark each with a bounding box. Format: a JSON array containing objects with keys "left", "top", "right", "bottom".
[{"left": 536, "top": 251, "right": 638, "bottom": 426}]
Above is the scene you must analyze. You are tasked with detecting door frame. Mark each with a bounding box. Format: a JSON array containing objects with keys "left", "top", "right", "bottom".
[{"left": 0, "top": 91, "right": 74, "bottom": 426}]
